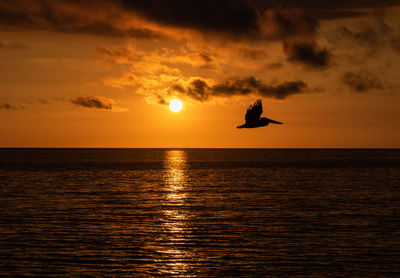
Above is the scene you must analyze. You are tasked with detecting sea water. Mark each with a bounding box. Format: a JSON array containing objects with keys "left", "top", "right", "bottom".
[{"left": 0, "top": 149, "right": 399, "bottom": 276}]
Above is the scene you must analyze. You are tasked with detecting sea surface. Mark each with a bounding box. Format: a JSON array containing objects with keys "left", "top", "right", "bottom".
[{"left": 0, "top": 148, "right": 399, "bottom": 277}]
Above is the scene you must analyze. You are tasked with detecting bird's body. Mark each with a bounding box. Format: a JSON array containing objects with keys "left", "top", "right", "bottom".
[{"left": 237, "top": 99, "right": 283, "bottom": 129}]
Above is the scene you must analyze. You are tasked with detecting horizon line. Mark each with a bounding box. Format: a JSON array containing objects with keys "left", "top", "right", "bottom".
[{"left": 1, "top": 147, "right": 399, "bottom": 150}]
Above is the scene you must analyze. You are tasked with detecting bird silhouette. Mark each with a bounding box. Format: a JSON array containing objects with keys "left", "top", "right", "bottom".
[{"left": 237, "top": 99, "right": 283, "bottom": 128}]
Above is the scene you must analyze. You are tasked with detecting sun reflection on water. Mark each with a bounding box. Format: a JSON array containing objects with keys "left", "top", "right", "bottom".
[{"left": 158, "top": 150, "right": 192, "bottom": 276}]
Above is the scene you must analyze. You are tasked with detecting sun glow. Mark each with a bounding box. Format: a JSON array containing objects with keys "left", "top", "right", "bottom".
[{"left": 169, "top": 99, "right": 183, "bottom": 112}]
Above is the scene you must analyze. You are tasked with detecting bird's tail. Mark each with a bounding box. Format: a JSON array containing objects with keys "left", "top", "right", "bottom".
[{"left": 236, "top": 124, "right": 245, "bottom": 128}]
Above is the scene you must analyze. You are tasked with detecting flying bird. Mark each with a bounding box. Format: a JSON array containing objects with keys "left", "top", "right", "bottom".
[{"left": 237, "top": 99, "right": 283, "bottom": 128}]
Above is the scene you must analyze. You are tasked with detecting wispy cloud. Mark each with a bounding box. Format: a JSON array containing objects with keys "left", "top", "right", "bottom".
[
  {"left": 171, "top": 76, "right": 308, "bottom": 102},
  {"left": 0, "top": 103, "right": 24, "bottom": 110},
  {"left": 341, "top": 71, "right": 386, "bottom": 92},
  {"left": 71, "top": 96, "right": 113, "bottom": 110},
  {"left": 284, "top": 41, "right": 330, "bottom": 69}
]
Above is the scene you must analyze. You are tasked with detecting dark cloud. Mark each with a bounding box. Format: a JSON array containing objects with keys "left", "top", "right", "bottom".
[
  {"left": 342, "top": 71, "right": 385, "bottom": 92},
  {"left": 263, "top": 9, "right": 318, "bottom": 39},
  {"left": 313, "top": 11, "right": 368, "bottom": 20},
  {"left": 0, "top": 103, "right": 24, "bottom": 110},
  {"left": 71, "top": 96, "right": 113, "bottom": 109},
  {"left": 327, "top": 12, "right": 391, "bottom": 49},
  {"left": 300, "top": 0, "right": 400, "bottom": 9},
  {"left": 172, "top": 76, "right": 308, "bottom": 101},
  {"left": 121, "top": 0, "right": 260, "bottom": 36},
  {"left": 0, "top": 1, "right": 318, "bottom": 41},
  {"left": 0, "top": 1, "right": 162, "bottom": 38},
  {"left": 252, "top": 0, "right": 400, "bottom": 17},
  {"left": 123, "top": 2, "right": 320, "bottom": 40},
  {"left": 328, "top": 13, "right": 400, "bottom": 55},
  {"left": 284, "top": 41, "right": 330, "bottom": 69},
  {"left": 1, "top": 0, "right": 398, "bottom": 41}
]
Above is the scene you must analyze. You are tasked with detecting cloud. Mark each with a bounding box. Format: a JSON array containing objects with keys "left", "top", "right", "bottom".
[
  {"left": 102, "top": 72, "right": 139, "bottom": 89},
  {"left": 283, "top": 41, "right": 330, "bottom": 69},
  {"left": 57, "top": 23, "right": 162, "bottom": 38},
  {"left": 156, "top": 95, "right": 168, "bottom": 105},
  {"left": 0, "top": 1, "right": 163, "bottom": 39},
  {"left": 97, "top": 43, "right": 310, "bottom": 103},
  {"left": 261, "top": 9, "right": 318, "bottom": 40},
  {"left": 71, "top": 96, "right": 113, "bottom": 110},
  {"left": 215, "top": 77, "right": 308, "bottom": 99},
  {"left": 341, "top": 71, "right": 385, "bottom": 92},
  {"left": 0, "top": 0, "right": 399, "bottom": 40},
  {"left": 121, "top": 0, "right": 400, "bottom": 38},
  {"left": 332, "top": 26, "right": 378, "bottom": 47},
  {"left": 314, "top": 11, "right": 369, "bottom": 20},
  {"left": 1, "top": 0, "right": 398, "bottom": 44},
  {"left": 121, "top": 0, "right": 260, "bottom": 36},
  {"left": 325, "top": 10, "right": 400, "bottom": 55},
  {"left": 96, "top": 46, "right": 137, "bottom": 64},
  {"left": 172, "top": 76, "right": 308, "bottom": 101},
  {"left": 0, "top": 103, "right": 24, "bottom": 110},
  {"left": 0, "top": 1, "right": 321, "bottom": 44},
  {"left": 252, "top": 0, "right": 400, "bottom": 14},
  {"left": 97, "top": 44, "right": 221, "bottom": 73}
]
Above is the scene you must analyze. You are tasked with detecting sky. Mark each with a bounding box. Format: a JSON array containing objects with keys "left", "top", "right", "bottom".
[{"left": 0, "top": 0, "right": 399, "bottom": 148}]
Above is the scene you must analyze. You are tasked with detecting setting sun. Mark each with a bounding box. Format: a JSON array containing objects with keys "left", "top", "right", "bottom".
[{"left": 169, "top": 99, "right": 183, "bottom": 112}]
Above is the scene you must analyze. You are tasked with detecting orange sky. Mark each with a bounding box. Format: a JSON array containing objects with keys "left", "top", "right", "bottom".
[{"left": 0, "top": 1, "right": 399, "bottom": 147}]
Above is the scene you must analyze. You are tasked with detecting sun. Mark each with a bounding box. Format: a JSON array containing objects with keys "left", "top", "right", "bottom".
[{"left": 169, "top": 99, "right": 183, "bottom": 112}]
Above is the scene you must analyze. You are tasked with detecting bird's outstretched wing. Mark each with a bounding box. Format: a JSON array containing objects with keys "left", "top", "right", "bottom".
[{"left": 245, "top": 99, "right": 263, "bottom": 124}]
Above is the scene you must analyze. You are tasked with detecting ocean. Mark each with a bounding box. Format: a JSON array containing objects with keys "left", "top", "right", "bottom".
[{"left": 0, "top": 148, "right": 399, "bottom": 277}]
